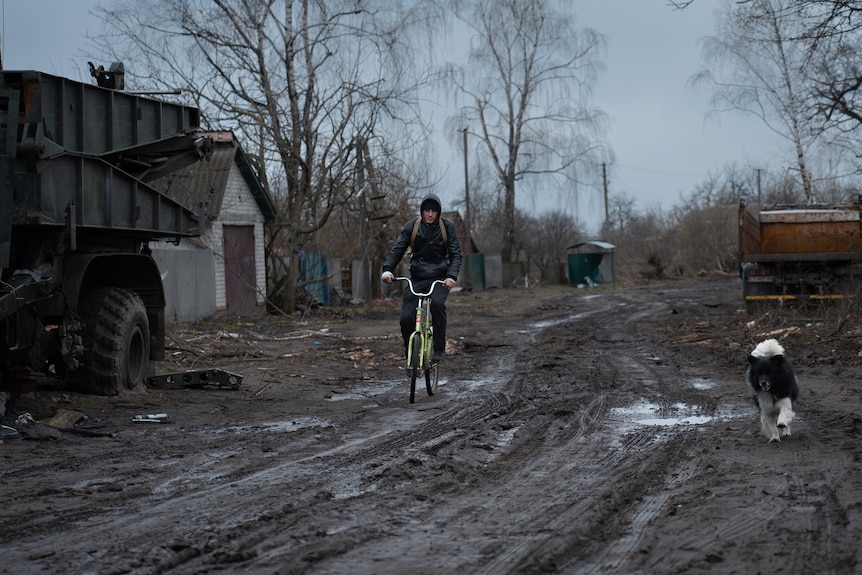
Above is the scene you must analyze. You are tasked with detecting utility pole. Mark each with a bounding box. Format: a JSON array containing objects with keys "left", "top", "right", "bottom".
[
  {"left": 602, "top": 163, "right": 609, "bottom": 231},
  {"left": 356, "top": 137, "right": 372, "bottom": 313},
  {"left": 756, "top": 168, "right": 762, "bottom": 206},
  {"left": 463, "top": 127, "right": 471, "bottom": 255},
  {"left": 462, "top": 127, "right": 473, "bottom": 290}
]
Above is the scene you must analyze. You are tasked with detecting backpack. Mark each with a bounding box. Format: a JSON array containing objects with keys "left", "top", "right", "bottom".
[{"left": 410, "top": 216, "right": 448, "bottom": 248}]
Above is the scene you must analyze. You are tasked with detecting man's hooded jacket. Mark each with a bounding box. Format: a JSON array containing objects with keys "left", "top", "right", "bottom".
[{"left": 382, "top": 193, "right": 462, "bottom": 281}]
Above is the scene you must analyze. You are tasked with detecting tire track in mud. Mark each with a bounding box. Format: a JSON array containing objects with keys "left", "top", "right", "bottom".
[
  {"left": 667, "top": 398, "right": 862, "bottom": 575},
  {"left": 573, "top": 456, "right": 701, "bottom": 575},
  {"left": 0, "top": 321, "right": 542, "bottom": 574},
  {"left": 304, "top": 294, "right": 711, "bottom": 574},
  {"left": 460, "top": 295, "right": 732, "bottom": 573},
  {"left": 203, "top": 306, "right": 623, "bottom": 574},
  {"left": 9, "top": 290, "right": 709, "bottom": 575},
  {"left": 10, "top": 279, "right": 862, "bottom": 574},
  {"left": 470, "top": 357, "right": 706, "bottom": 572}
]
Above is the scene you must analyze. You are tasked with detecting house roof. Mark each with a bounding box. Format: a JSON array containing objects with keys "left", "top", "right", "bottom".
[
  {"left": 153, "top": 131, "right": 277, "bottom": 225},
  {"left": 442, "top": 210, "right": 480, "bottom": 254},
  {"left": 567, "top": 240, "right": 615, "bottom": 252}
]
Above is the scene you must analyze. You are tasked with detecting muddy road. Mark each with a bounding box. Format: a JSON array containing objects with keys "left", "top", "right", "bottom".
[{"left": 2, "top": 274, "right": 862, "bottom": 574}]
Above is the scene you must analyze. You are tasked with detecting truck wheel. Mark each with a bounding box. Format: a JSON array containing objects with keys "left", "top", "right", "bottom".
[{"left": 68, "top": 287, "right": 150, "bottom": 395}]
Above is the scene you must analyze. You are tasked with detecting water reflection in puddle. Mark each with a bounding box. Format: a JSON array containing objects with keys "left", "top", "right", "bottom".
[
  {"left": 689, "top": 378, "right": 717, "bottom": 390},
  {"left": 635, "top": 414, "right": 715, "bottom": 426},
  {"left": 326, "top": 380, "right": 398, "bottom": 401},
  {"left": 611, "top": 399, "right": 714, "bottom": 427},
  {"left": 218, "top": 417, "right": 334, "bottom": 434},
  {"left": 326, "top": 378, "right": 448, "bottom": 401},
  {"left": 530, "top": 309, "right": 602, "bottom": 331}
]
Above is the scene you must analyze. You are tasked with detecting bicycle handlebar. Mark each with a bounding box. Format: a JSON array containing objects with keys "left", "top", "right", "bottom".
[{"left": 394, "top": 277, "right": 447, "bottom": 298}]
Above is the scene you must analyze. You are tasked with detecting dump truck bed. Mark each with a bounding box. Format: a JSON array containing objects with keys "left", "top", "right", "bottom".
[
  {"left": 0, "top": 70, "right": 206, "bottom": 242},
  {"left": 738, "top": 201, "right": 862, "bottom": 309},
  {"left": 739, "top": 204, "right": 862, "bottom": 261}
]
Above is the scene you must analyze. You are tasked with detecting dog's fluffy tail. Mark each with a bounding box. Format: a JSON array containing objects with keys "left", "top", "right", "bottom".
[{"left": 751, "top": 338, "right": 785, "bottom": 358}]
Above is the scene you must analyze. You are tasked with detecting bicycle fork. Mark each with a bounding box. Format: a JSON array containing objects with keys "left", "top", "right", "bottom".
[{"left": 408, "top": 301, "right": 432, "bottom": 370}]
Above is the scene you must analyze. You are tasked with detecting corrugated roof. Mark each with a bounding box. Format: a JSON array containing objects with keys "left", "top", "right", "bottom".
[
  {"left": 567, "top": 240, "right": 615, "bottom": 252},
  {"left": 152, "top": 131, "right": 276, "bottom": 224}
]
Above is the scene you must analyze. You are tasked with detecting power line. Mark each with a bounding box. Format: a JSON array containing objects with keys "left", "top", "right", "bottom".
[{"left": 615, "top": 162, "right": 703, "bottom": 178}]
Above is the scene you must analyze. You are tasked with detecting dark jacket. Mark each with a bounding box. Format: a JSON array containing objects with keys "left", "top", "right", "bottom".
[{"left": 382, "top": 193, "right": 462, "bottom": 281}]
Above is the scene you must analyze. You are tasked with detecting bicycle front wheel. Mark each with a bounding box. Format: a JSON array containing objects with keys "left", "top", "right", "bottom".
[{"left": 408, "top": 332, "right": 421, "bottom": 404}]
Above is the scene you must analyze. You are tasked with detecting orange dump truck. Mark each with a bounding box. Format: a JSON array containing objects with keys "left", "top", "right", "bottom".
[{"left": 738, "top": 199, "right": 862, "bottom": 310}]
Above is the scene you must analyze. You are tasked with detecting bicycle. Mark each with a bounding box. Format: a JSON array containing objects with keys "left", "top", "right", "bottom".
[{"left": 395, "top": 277, "right": 445, "bottom": 404}]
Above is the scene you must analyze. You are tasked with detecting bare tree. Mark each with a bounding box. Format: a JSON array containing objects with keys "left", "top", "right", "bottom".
[
  {"left": 524, "top": 210, "right": 582, "bottom": 282},
  {"left": 92, "top": 0, "right": 438, "bottom": 311},
  {"left": 606, "top": 192, "right": 638, "bottom": 236},
  {"left": 693, "top": 0, "right": 823, "bottom": 201},
  {"left": 447, "top": 0, "right": 609, "bottom": 263},
  {"left": 456, "top": 158, "right": 502, "bottom": 255},
  {"left": 668, "top": 0, "right": 698, "bottom": 8},
  {"left": 799, "top": 2, "right": 862, "bottom": 167}
]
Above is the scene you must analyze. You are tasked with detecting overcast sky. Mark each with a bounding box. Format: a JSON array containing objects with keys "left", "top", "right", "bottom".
[
  {"left": 576, "top": 1, "right": 781, "bottom": 225},
  {"left": 1, "top": 0, "right": 782, "bottom": 234}
]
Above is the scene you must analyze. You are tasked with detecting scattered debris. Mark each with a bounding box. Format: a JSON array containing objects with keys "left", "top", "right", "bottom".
[
  {"left": 146, "top": 368, "right": 243, "bottom": 390},
  {"left": 36, "top": 409, "right": 114, "bottom": 437},
  {"left": 131, "top": 413, "right": 170, "bottom": 423},
  {"left": 13, "top": 413, "right": 61, "bottom": 440},
  {"left": 41, "top": 408, "right": 87, "bottom": 429}
]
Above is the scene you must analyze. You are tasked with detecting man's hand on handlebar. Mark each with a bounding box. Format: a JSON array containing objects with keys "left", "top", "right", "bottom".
[
  {"left": 381, "top": 271, "right": 394, "bottom": 284},
  {"left": 442, "top": 277, "right": 455, "bottom": 289}
]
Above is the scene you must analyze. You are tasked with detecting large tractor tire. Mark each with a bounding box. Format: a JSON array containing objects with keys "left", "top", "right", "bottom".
[{"left": 68, "top": 287, "right": 151, "bottom": 395}]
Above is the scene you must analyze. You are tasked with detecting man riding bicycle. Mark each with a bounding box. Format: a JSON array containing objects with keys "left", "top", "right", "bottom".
[{"left": 381, "top": 193, "right": 462, "bottom": 362}]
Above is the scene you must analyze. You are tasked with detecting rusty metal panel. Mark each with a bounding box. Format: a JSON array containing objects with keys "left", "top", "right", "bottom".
[
  {"left": 738, "top": 204, "right": 761, "bottom": 258},
  {"left": 759, "top": 218, "right": 861, "bottom": 254},
  {"left": 759, "top": 209, "right": 860, "bottom": 223}
]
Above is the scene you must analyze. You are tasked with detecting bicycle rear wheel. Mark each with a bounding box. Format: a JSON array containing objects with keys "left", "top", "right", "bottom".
[
  {"left": 426, "top": 363, "right": 438, "bottom": 396},
  {"left": 408, "top": 332, "right": 421, "bottom": 404}
]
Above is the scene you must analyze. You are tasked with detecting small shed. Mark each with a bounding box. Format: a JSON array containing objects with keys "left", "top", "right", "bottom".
[
  {"left": 567, "top": 241, "right": 615, "bottom": 286},
  {"left": 151, "top": 131, "right": 276, "bottom": 321}
]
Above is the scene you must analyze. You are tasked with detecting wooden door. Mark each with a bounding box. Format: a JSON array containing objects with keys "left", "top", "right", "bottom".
[{"left": 223, "top": 225, "right": 257, "bottom": 314}]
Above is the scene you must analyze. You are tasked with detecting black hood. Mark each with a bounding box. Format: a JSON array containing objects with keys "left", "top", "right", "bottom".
[{"left": 419, "top": 193, "right": 442, "bottom": 214}]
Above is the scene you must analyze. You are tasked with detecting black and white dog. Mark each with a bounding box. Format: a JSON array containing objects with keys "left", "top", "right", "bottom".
[{"left": 746, "top": 339, "right": 799, "bottom": 443}]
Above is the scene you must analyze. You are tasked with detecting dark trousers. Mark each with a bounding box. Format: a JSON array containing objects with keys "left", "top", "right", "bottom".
[{"left": 400, "top": 278, "right": 449, "bottom": 354}]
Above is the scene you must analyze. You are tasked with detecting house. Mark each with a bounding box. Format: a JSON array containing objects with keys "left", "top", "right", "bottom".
[{"left": 150, "top": 131, "right": 276, "bottom": 321}]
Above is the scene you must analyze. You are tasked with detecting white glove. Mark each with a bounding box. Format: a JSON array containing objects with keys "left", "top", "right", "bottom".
[{"left": 381, "top": 271, "right": 394, "bottom": 284}]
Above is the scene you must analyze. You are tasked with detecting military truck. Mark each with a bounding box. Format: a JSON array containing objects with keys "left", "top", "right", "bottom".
[
  {"left": 738, "top": 198, "right": 862, "bottom": 311},
  {"left": 0, "top": 66, "right": 211, "bottom": 395}
]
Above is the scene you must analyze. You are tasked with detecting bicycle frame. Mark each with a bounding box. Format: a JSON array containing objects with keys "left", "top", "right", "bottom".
[{"left": 395, "top": 277, "right": 445, "bottom": 403}]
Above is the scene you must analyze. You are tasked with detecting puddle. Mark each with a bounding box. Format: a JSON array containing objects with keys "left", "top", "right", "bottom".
[
  {"left": 255, "top": 417, "right": 334, "bottom": 433},
  {"left": 332, "top": 483, "right": 377, "bottom": 500},
  {"left": 689, "top": 378, "right": 717, "bottom": 390},
  {"left": 530, "top": 310, "right": 600, "bottom": 330},
  {"left": 496, "top": 426, "right": 518, "bottom": 448},
  {"left": 488, "top": 427, "right": 519, "bottom": 460},
  {"left": 456, "top": 372, "right": 507, "bottom": 394},
  {"left": 635, "top": 414, "right": 715, "bottom": 426},
  {"left": 211, "top": 417, "right": 334, "bottom": 434},
  {"left": 611, "top": 399, "right": 716, "bottom": 428},
  {"left": 69, "top": 477, "right": 122, "bottom": 491},
  {"left": 326, "top": 380, "right": 399, "bottom": 401},
  {"left": 155, "top": 470, "right": 226, "bottom": 493}
]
